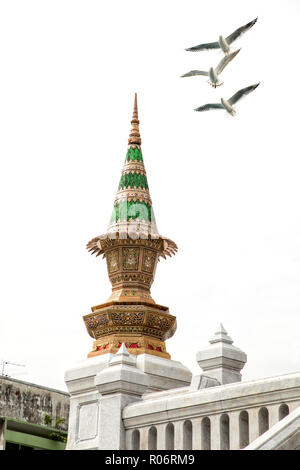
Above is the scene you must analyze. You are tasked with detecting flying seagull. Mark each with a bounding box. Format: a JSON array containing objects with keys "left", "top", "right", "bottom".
[
  {"left": 194, "top": 83, "right": 260, "bottom": 116},
  {"left": 185, "top": 18, "right": 257, "bottom": 54},
  {"left": 181, "top": 48, "right": 240, "bottom": 87}
]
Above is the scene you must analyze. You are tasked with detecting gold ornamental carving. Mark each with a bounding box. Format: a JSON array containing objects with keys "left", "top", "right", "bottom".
[
  {"left": 88, "top": 334, "right": 170, "bottom": 359},
  {"left": 106, "top": 249, "right": 120, "bottom": 273},
  {"left": 122, "top": 247, "right": 140, "bottom": 270}
]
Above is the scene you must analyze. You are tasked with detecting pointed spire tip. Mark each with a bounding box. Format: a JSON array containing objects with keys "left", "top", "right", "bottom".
[
  {"left": 216, "top": 323, "right": 227, "bottom": 334},
  {"left": 128, "top": 93, "right": 141, "bottom": 146}
]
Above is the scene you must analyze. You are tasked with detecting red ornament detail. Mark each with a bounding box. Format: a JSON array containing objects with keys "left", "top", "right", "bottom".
[
  {"left": 148, "top": 344, "right": 154, "bottom": 350},
  {"left": 129, "top": 343, "right": 138, "bottom": 348},
  {"left": 155, "top": 347, "right": 162, "bottom": 352},
  {"left": 97, "top": 346, "right": 102, "bottom": 351},
  {"left": 104, "top": 344, "right": 109, "bottom": 349},
  {"left": 118, "top": 342, "right": 122, "bottom": 348}
]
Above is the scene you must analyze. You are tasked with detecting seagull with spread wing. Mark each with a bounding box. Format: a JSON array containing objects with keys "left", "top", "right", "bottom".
[
  {"left": 181, "top": 48, "right": 240, "bottom": 87},
  {"left": 185, "top": 17, "right": 257, "bottom": 54},
  {"left": 194, "top": 83, "right": 260, "bottom": 116}
]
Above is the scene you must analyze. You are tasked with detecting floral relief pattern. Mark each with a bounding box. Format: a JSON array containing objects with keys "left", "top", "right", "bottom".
[
  {"left": 107, "top": 249, "right": 120, "bottom": 273},
  {"left": 122, "top": 247, "right": 140, "bottom": 270},
  {"left": 147, "top": 314, "right": 173, "bottom": 331},
  {"left": 86, "top": 315, "right": 109, "bottom": 329},
  {"left": 111, "top": 312, "right": 144, "bottom": 325},
  {"left": 142, "top": 249, "right": 157, "bottom": 273}
]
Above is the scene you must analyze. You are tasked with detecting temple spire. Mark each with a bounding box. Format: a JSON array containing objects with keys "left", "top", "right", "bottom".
[
  {"left": 128, "top": 93, "right": 141, "bottom": 146},
  {"left": 84, "top": 93, "right": 178, "bottom": 359}
]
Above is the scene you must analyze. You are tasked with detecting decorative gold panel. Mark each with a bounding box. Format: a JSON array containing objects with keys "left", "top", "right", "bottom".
[
  {"left": 141, "top": 248, "right": 157, "bottom": 273},
  {"left": 106, "top": 249, "right": 120, "bottom": 273},
  {"left": 122, "top": 247, "right": 140, "bottom": 271}
]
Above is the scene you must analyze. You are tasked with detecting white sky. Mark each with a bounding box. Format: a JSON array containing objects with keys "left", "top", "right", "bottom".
[{"left": 0, "top": 0, "right": 299, "bottom": 391}]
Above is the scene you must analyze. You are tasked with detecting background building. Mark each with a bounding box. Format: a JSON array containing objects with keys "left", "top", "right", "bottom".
[{"left": 0, "top": 376, "right": 69, "bottom": 450}]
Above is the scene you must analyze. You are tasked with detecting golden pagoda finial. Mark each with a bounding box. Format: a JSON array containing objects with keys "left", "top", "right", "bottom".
[{"left": 128, "top": 93, "right": 141, "bottom": 146}]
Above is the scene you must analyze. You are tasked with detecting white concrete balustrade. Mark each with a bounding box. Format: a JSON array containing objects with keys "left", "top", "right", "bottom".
[
  {"left": 125, "top": 404, "right": 299, "bottom": 450},
  {"left": 123, "top": 371, "right": 300, "bottom": 450},
  {"left": 65, "top": 327, "right": 300, "bottom": 450}
]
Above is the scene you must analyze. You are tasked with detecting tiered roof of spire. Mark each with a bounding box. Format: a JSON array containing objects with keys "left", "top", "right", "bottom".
[
  {"left": 87, "top": 93, "right": 177, "bottom": 259},
  {"left": 107, "top": 93, "right": 158, "bottom": 237}
]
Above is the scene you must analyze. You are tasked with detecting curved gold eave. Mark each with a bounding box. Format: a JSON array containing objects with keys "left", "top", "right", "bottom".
[{"left": 87, "top": 233, "right": 178, "bottom": 260}]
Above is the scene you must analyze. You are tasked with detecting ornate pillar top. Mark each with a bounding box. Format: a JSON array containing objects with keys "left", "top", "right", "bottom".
[{"left": 196, "top": 324, "right": 247, "bottom": 385}]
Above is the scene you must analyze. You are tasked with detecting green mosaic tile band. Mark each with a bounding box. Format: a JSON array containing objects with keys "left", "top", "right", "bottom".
[
  {"left": 119, "top": 173, "right": 149, "bottom": 190},
  {"left": 126, "top": 147, "right": 143, "bottom": 162}
]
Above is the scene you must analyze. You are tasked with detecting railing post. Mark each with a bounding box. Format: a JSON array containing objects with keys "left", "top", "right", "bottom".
[
  {"left": 248, "top": 408, "right": 260, "bottom": 443},
  {"left": 210, "top": 415, "right": 221, "bottom": 450},
  {"left": 174, "top": 421, "right": 183, "bottom": 450},
  {"left": 229, "top": 411, "right": 240, "bottom": 450},
  {"left": 125, "top": 429, "right": 133, "bottom": 450},
  {"left": 139, "top": 426, "right": 148, "bottom": 450},
  {"left": 268, "top": 405, "right": 279, "bottom": 428},
  {"left": 191, "top": 418, "right": 202, "bottom": 450},
  {"left": 95, "top": 345, "right": 148, "bottom": 450},
  {"left": 156, "top": 423, "right": 166, "bottom": 450}
]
